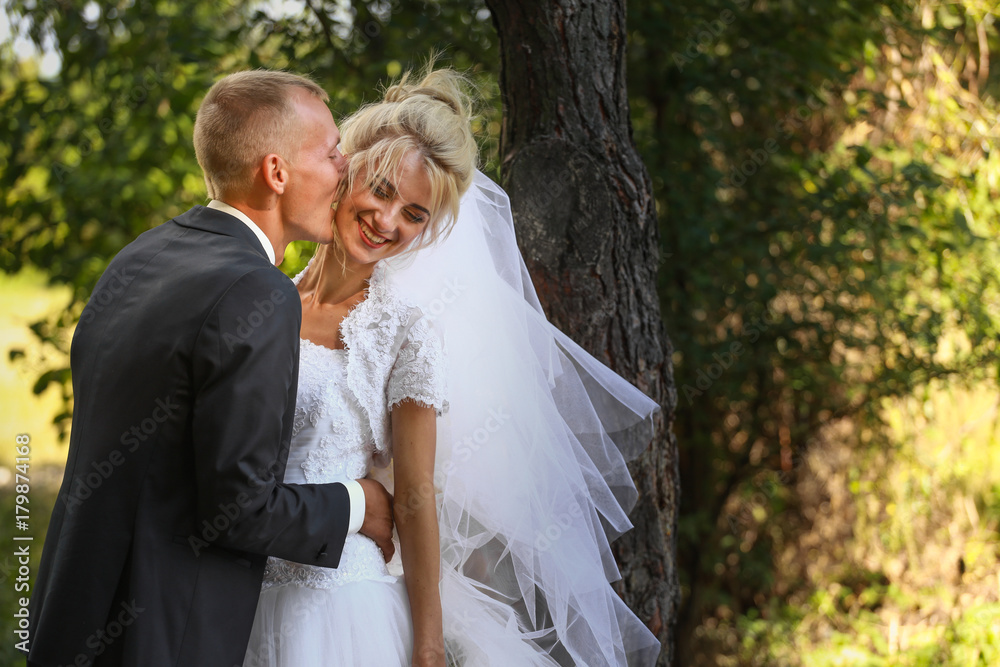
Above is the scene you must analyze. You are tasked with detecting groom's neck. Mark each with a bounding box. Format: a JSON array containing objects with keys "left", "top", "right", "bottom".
[{"left": 218, "top": 194, "right": 287, "bottom": 265}]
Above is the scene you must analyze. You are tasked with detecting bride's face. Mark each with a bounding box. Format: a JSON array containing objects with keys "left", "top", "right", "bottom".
[{"left": 333, "top": 150, "right": 433, "bottom": 266}]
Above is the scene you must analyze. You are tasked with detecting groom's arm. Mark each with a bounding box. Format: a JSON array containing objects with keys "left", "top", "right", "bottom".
[{"left": 189, "top": 267, "right": 352, "bottom": 567}]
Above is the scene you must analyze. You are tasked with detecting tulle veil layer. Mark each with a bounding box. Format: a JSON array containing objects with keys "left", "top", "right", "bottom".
[{"left": 377, "top": 172, "right": 661, "bottom": 666}]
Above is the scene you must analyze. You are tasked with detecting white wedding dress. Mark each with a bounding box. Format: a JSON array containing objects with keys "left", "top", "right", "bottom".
[
  {"left": 244, "top": 172, "right": 663, "bottom": 666},
  {"left": 243, "top": 258, "right": 446, "bottom": 667},
  {"left": 243, "top": 341, "right": 413, "bottom": 666}
]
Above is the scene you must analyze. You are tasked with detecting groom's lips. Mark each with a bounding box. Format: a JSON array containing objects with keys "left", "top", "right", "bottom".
[{"left": 358, "top": 219, "right": 390, "bottom": 249}]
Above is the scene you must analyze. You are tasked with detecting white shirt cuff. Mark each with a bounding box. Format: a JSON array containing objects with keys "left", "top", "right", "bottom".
[{"left": 343, "top": 480, "right": 365, "bottom": 535}]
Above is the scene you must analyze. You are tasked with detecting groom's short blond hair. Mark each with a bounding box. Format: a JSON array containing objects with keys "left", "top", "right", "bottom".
[{"left": 194, "top": 70, "right": 329, "bottom": 200}]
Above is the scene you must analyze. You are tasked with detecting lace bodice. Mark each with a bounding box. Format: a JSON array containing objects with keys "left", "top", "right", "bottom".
[
  {"left": 289, "top": 340, "right": 373, "bottom": 484},
  {"left": 262, "top": 259, "right": 447, "bottom": 591},
  {"left": 263, "top": 342, "right": 392, "bottom": 590}
]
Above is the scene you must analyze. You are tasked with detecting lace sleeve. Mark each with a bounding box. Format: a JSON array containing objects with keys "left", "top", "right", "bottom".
[{"left": 387, "top": 314, "right": 448, "bottom": 415}]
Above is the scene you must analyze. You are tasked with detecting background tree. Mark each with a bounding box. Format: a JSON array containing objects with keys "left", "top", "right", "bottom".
[{"left": 485, "top": 0, "right": 679, "bottom": 661}]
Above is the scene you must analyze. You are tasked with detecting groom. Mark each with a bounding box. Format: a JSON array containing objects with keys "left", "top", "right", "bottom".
[{"left": 25, "top": 71, "right": 393, "bottom": 667}]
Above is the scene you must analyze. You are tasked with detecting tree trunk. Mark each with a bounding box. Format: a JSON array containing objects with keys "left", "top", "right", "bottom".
[{"left": 485, "top": 0, "right": 680, "bottom": 663}]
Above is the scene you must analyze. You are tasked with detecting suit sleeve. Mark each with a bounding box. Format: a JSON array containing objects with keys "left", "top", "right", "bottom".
[{"left": 190, "top": 267, "right": 350, "bottom": 567}]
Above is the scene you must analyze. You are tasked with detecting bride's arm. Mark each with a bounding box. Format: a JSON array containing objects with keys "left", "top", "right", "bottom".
[{"left": 391, "top": 400, "right": 446, "bottom": 667}]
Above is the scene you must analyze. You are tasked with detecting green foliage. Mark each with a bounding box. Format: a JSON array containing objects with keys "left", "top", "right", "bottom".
[
  {"left": 733, "top": 595, "right": 1000, "bottom": 665},
  {"left": 627, "top": 0, "right": 999, "bottom": 655}
]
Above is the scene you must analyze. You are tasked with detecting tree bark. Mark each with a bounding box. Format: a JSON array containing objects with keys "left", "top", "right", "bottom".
[{"left": 485, "top": 0, "right": 680, "bottom": 663}]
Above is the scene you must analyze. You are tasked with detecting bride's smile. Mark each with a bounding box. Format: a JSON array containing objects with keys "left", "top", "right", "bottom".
[{"left": 358, "top": 219, "right": 390, "bottom": 247}]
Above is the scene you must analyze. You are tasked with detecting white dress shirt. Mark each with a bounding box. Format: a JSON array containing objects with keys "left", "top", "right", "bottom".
[
  {"left": 207, "top": 199, "right": 276, "bottom": 265},
  {"left": 206, "top": 199, "right": 366, "bottom": 535}
]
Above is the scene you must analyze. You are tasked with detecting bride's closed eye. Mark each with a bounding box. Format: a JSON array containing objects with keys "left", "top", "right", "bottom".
[{"left": 403, "top": 208, "right": 425, "bottom": 224}]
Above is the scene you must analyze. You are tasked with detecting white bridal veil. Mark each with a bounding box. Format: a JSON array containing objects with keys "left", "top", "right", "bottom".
[{"left": 381, "top": 171, "right": 662, "bottom": 666}]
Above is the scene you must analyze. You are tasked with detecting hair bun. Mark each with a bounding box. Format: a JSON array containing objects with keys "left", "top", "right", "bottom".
[{"left": 382, "top": 67, "right": 472, "bottom": 120}]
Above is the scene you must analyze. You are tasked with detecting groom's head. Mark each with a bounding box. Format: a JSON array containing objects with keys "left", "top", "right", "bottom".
[
  {"left": 195, "top": 70, "right": 324, "bottom": 200},
  {"left": 194, "top": 70, "right": 347, "bottom": 246},
  {"left": 193, "top": 71, "right": 346, "bottom": 245}
]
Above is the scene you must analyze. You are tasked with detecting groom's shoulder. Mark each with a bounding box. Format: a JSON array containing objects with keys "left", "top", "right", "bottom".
[
  {"left": 107, "top": 206, "right": 292, "bottom": 300},
  {"left": 122, "top": 206, "right": 274, "bottom": 271},
  {"left": 158, "top": 205, "right": 257, "bottom": 249}
]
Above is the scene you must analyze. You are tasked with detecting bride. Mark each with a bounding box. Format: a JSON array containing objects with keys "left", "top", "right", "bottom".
[{"left": 243, "top": 65, "right": 662, "bottom": 666}]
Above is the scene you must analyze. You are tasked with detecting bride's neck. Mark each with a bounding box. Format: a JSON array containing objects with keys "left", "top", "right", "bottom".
[{"left": 302, "top": 244, "right": 374, "bottom": 306}]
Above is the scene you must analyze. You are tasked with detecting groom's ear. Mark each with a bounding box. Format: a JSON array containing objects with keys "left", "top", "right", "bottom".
[{"left": 260, "top": 153, "right": 288, "bottom": 196}]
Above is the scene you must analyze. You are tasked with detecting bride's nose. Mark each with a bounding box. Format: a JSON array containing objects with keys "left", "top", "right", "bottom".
[
  {"left": 374, "top": 200, "right": 409, "bottom": 232},
  {"left": 370, "top": 206, "right": 395, "bottom": 235}
]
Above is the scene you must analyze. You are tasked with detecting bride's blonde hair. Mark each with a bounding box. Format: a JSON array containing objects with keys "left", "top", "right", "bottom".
[{"left": 336, "top": 62, "right": 479, "bottom": 254}]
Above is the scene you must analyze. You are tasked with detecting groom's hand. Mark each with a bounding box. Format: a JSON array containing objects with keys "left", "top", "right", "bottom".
[{"left": 357, "top": 478, "right": 395, "bottom": 562}]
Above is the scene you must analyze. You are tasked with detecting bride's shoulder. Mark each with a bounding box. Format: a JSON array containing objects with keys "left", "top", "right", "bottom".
[
  {"left": 366, "top": 263, "right": 427, "bottom": 322},
  {"left": 342, "top": 264, "right": 427, "bottom": 349}
]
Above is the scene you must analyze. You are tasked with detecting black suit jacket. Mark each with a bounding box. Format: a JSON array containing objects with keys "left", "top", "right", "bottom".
[{"left": 26, "top": 206, "right": 351, "bottom": 667}]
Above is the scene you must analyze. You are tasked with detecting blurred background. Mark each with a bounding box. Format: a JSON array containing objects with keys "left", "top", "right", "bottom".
[{"left": 2, "top": 0, "right": 998, "bottom": 665}]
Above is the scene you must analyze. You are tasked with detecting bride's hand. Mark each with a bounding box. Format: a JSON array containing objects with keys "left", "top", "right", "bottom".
[{"left": 411, "top": 638, "right": 446, "bottom": 667}]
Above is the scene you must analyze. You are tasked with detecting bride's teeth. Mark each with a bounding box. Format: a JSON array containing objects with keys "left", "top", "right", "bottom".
[{"left": 361, "top": 222, "right": 387, "bottom": 245}]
